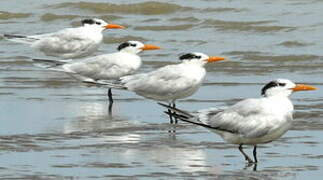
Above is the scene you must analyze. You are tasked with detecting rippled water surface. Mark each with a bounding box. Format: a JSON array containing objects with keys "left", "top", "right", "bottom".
[{"left": 1, "top": 0, "right": 323, "bottom": 179}]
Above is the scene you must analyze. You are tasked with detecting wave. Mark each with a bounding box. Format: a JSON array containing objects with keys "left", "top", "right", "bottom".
[
  {"left": 41, "top": 13, "right": 80, "bottom": 21},
  {"left": 103, "top": 35, "right": 148, "bottom": 44},
  {"left": 51, "top": 1, "right": 192, "bottom": 15},
  {"left": 134, "top": 24, "right": 194, "bottom": 31},
  {"left": 0, "top": 11, "right": 31, "bottom": 20},
  {"left": 201, "top": 19, "right": 296, "bottom": 32},
  {"left": 225, "top": 51, "right": 320, "bottom": 62},
  {"left": 278, "top": 41, "right": 312, "bottom": 47}
]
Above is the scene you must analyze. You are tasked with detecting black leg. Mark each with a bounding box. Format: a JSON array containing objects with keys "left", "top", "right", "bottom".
[
  {"left": 253, "top": 145, "right": 258, "bottom": 163},
  {"left": 167, "top": 106, "right": 174, "bottom": 133},
  {"left": 238, "top": 144, "right": 253, "bottom": 164},
  {"left": 172, "top": 103, "right": 178, "bottom": 124},
  {"left": 253, "top": 163, "right": 257, "bottom": 171},
  {"left": 108, "top": 88, "right": 113, "bottom": 115},
  {"left": 244, "top": 162, "right": 257, "bottom": 171},
  {"left": 168, "top": 103, "right": 174, "bottom": 124},
  {"left": 171, "top": 102, "right": 178, "bottom": 133}
]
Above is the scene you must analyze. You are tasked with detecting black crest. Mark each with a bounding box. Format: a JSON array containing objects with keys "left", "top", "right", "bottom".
[
  {"left": 117, "top": 42, "right": 137, "bottom": 51},
  {"left": 117, "top": 42, "right": 131, "bottom": 51},
  {"left": 179, "top": 53, "right": 201, "bottom": 60},
  {"left": 81, "top": 19, "right": 95, "bottom": 25},
  {"left": 261, "top": 81, "right": 286, "bottom": 96}
]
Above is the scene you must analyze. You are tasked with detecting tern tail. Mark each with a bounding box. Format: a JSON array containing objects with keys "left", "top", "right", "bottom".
[
  {"left": 3, "top": 34, "right": 39, "bottom": 44},
  {"left": 91, "top": 80, "right": 127, "bottom": 90},
  {"left": 158, "top": 102, "right": 236, "bottom": 133},
  {"left": 32, "top": 58, "right": 72, "bottom": 68},
  {"left": 158, "top": 102, "right": 194, "bottom": 118},
  {"left": 158, "top": 102, "right": 209, "bottom": 127}
]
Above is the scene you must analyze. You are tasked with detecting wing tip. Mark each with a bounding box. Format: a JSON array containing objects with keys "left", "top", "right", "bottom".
[{"left": 3, "top": 34, "right": 26, "bottom": 39}]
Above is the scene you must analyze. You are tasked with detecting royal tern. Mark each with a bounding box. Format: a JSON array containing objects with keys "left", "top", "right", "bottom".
[
  {"left": 98, "top": 52, "right": 225, "bottom": 122},
  {"left": 3, "top": 18, "right": 124, "bottom": 59},
  {"left": 159, "top": 79, "right": 317, "bottom": 163},
  {"left": 33, "top": 41, "right": 160, "bottom": 113}
]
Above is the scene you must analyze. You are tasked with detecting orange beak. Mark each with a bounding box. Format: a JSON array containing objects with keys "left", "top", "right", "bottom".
[
  {"left": 207, "top": 56, "right": 226, "bottom": 63},
  {"left": 140, "top": 44, "right": 161, "bottom": 51},
  {"left": 292, "top": 84, "right": 317, "bottom": 92},
  {"left": 104, "top": 24, "right": 125, "bottom": 29}
]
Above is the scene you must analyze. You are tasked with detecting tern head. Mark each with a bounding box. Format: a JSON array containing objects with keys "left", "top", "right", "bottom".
[
  {"left": 261, "top": 79, "right": 317, "bottom": 97},
  {"left": 81, "top": 18, "right": 124, "bottom": 31},
  {"left": 179, "top": 52, "right": 225, "bottom": 66},
  {"left": 117, "top": 41, "right": 160, "bottom": 54}
]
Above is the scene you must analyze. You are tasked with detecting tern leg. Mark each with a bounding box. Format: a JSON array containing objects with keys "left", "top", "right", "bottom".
[
  {"left": 238, "top": 144, "right": 253, "bottom": 164},
  {"left": 172, "top": 103, "right": 178, "bottom": 124},
  {"left": 168, "top": 102, "right": 174, "bottom": 124},
  {"left": 108, "top": 88, "right": 113, "bottom": 115},
  {"left": 253, "top": 163, "right": 257, "bottom": 171},
  {"left": 171, "top": 102, "right": 178, "bottom": 133},
  {"left": 167, "top": 102, "right": 176, "bottom": 133},
  {"left": 253, "top": 145, "right": 258, "bottom": 163}
]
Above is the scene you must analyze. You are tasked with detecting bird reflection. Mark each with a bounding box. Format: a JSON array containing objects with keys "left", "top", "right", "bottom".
[
  {"left": 62, "top": 102, "right": 132, "bottom": 133},
  {"left": 244, "top": 162, "right": 257, "bottom": 171},
  {"left": 151, "top": 147, "right": 208, "bottom": 172}
]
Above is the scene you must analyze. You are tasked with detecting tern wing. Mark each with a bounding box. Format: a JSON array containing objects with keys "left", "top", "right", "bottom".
[
  {"left": 122, "top": 65, "right": 199, "bottom": 95},
  {"left": 62, "top": 53, "right": 132, "bottom": 80},
  {"left": 32, "top": 28, "right": 97, "bottom": 56},
  {"left": 199, "top": 98, "right": 283, "bottom": 138}
]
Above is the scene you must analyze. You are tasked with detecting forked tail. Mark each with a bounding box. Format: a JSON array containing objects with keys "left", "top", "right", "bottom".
[
  {"left": 158, "top": 102, "right": 229, "bottom": 131},
  {"left": 91, "top": 79, "right": 127, "bottom": 90},
  {"left": 32, "top": 58, "right": 71, "bottom": 68},
  {"left": 3, "top": 34, "right": 39, "bottom": 44},
  {"left": 158, "top": 102, "right": 194, "bottom": 119},
  {"left": 158, "top": 103, "right": 209, "bottom": 127}
]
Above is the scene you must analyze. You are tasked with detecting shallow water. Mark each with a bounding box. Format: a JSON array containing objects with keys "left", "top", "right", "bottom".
[{"left": 1, "top": 0, "right": 323, "bottom": 179}]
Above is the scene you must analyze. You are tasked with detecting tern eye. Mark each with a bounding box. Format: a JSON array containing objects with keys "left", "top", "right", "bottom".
[
  {"left": 195, "top": 55, "right": 201, "bottom": 59},
  {"left": 130, "top": 44, "right": 136, "bottom": 47},
  {"left": 278, "top": 83, "right": 286, "bottom": 86},
  {"left": 96, "top": 22, "right": 101, "bottom": 25}
]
